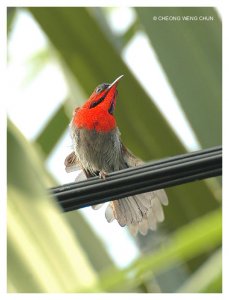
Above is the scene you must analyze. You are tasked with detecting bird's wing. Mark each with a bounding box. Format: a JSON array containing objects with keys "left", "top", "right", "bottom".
[
  {"left": 64, "top": 151, "right": 81, "bottom": 173},
  {"left": 65, "top": 151, "right": 104, "bottom": 210},
  {"left": 121, "top": 143, "right": 143, "bottom": 167}
]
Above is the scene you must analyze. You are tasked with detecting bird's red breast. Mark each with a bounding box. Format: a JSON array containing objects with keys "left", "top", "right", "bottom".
[{"left": 73, "top": 107, "right": 116, "bottom": 132}]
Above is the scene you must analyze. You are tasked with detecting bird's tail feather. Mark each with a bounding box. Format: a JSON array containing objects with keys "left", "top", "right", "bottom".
[
  {"left": 75, "top": 170, "right": 168, "bottom": 236},
  {"left": 105, "top": 189, "right": 168, "bottom": 236}
]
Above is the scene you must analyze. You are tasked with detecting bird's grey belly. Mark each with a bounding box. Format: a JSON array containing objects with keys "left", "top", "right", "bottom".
[{"left": 72, "top": 128, "right": 125, "bottom": 174}]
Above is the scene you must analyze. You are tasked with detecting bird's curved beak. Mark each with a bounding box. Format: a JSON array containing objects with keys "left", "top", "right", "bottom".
[
  {"left": 102, "top": 75, "right": 123, "bottom": 114},
  {"left": 107, "top": 75, "right": 124, "bottom": 90}
]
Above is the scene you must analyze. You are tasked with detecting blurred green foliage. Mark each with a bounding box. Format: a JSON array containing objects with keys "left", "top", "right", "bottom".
[
  {"left": 136, "top": 7, "right": 222, "bottom": 148},
  {"left": 7, "top": 120, "right": 98, "bottom": 292},
  {"left": 88, "top": 208, "right": 222, "bottom": 292},
  {"left": 7, "top": 7, "right": 222, "bottom": 293}
]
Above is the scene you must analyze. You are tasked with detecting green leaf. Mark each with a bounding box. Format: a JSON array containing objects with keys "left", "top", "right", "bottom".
[
  {"left": 201, "top": 273, "right": 222, "bottom": 293},
  {"left": 7, "top": 120, "right": 98, "bottom": 292},
  {"left": 35, "top": 102, "right": 69, "bottom": 157},
  {"left": 92, "top": 8, "right": 139, "bottom": 51},
  {"left": 88, "top": 208, "right": 222, "bottom": 292},
  {"left": 177, "top": 249, "right": 222, "bottom": 293},
  {"left": 65, "top": 211, "right": 117, "bottom": 273},
  {"left": 89, "top": 8, "right": 123, "bottom": 51},
  {"left": 24, "top": 47, "right": 52, "bottom": 86},
  {"left": 136, "top": 7, "right": 222, "bottom": 148},
  {"left": 120, "top": 19, "right": 140, "bottom": 49},
  {"left": 7, "top": 7, "right": 17, "bottom": 36}
]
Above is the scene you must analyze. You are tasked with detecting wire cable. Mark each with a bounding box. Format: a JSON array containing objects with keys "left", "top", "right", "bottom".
[{"left": 50, "top": 146, "right": 222, "bottom": 212}]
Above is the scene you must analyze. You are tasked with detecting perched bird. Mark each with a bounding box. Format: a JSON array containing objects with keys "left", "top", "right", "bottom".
[{"left": 65, "top": 75, "right": 168, "bottom": 235}]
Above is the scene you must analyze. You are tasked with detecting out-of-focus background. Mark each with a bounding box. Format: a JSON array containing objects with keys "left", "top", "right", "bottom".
[{"left": 7, "top": 7, "right": 222, "bottom": 293}]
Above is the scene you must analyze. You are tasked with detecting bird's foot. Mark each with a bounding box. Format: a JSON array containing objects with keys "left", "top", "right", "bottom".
[{"left": 99, "top": 171, "right": 108, "bottom": 180}]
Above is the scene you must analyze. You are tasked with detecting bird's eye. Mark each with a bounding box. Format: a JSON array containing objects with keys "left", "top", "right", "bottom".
[
  {"left": 90, "top": 83, "right": 110, "bottom": 109},
  {"left": 95, "top": 83, "right": 109, "bottom": 94},
  {"left": 95, "top": 86, "right": 103, "bottom": 93}
]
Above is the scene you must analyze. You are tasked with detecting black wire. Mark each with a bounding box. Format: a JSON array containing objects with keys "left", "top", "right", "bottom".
[
  {"left": 51, "top": 145, "right": 221, "bottom": 192},
  {"left": 50, "top": 146, "right": 222, "bottom": 212}
]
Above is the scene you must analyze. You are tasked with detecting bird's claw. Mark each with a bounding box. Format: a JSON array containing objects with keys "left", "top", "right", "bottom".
[{"left": 99, "top": 171, "right": 108, "bottom": 180}]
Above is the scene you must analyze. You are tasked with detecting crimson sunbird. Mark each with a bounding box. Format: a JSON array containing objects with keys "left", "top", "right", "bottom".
[{"left": 65, "top": 75, "right": 168, "bottom": 235}]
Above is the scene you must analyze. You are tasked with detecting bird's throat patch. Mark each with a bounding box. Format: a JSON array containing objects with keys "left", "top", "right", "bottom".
[{"left": 74, "top": 108, "right": 116, "bottom": 132}]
